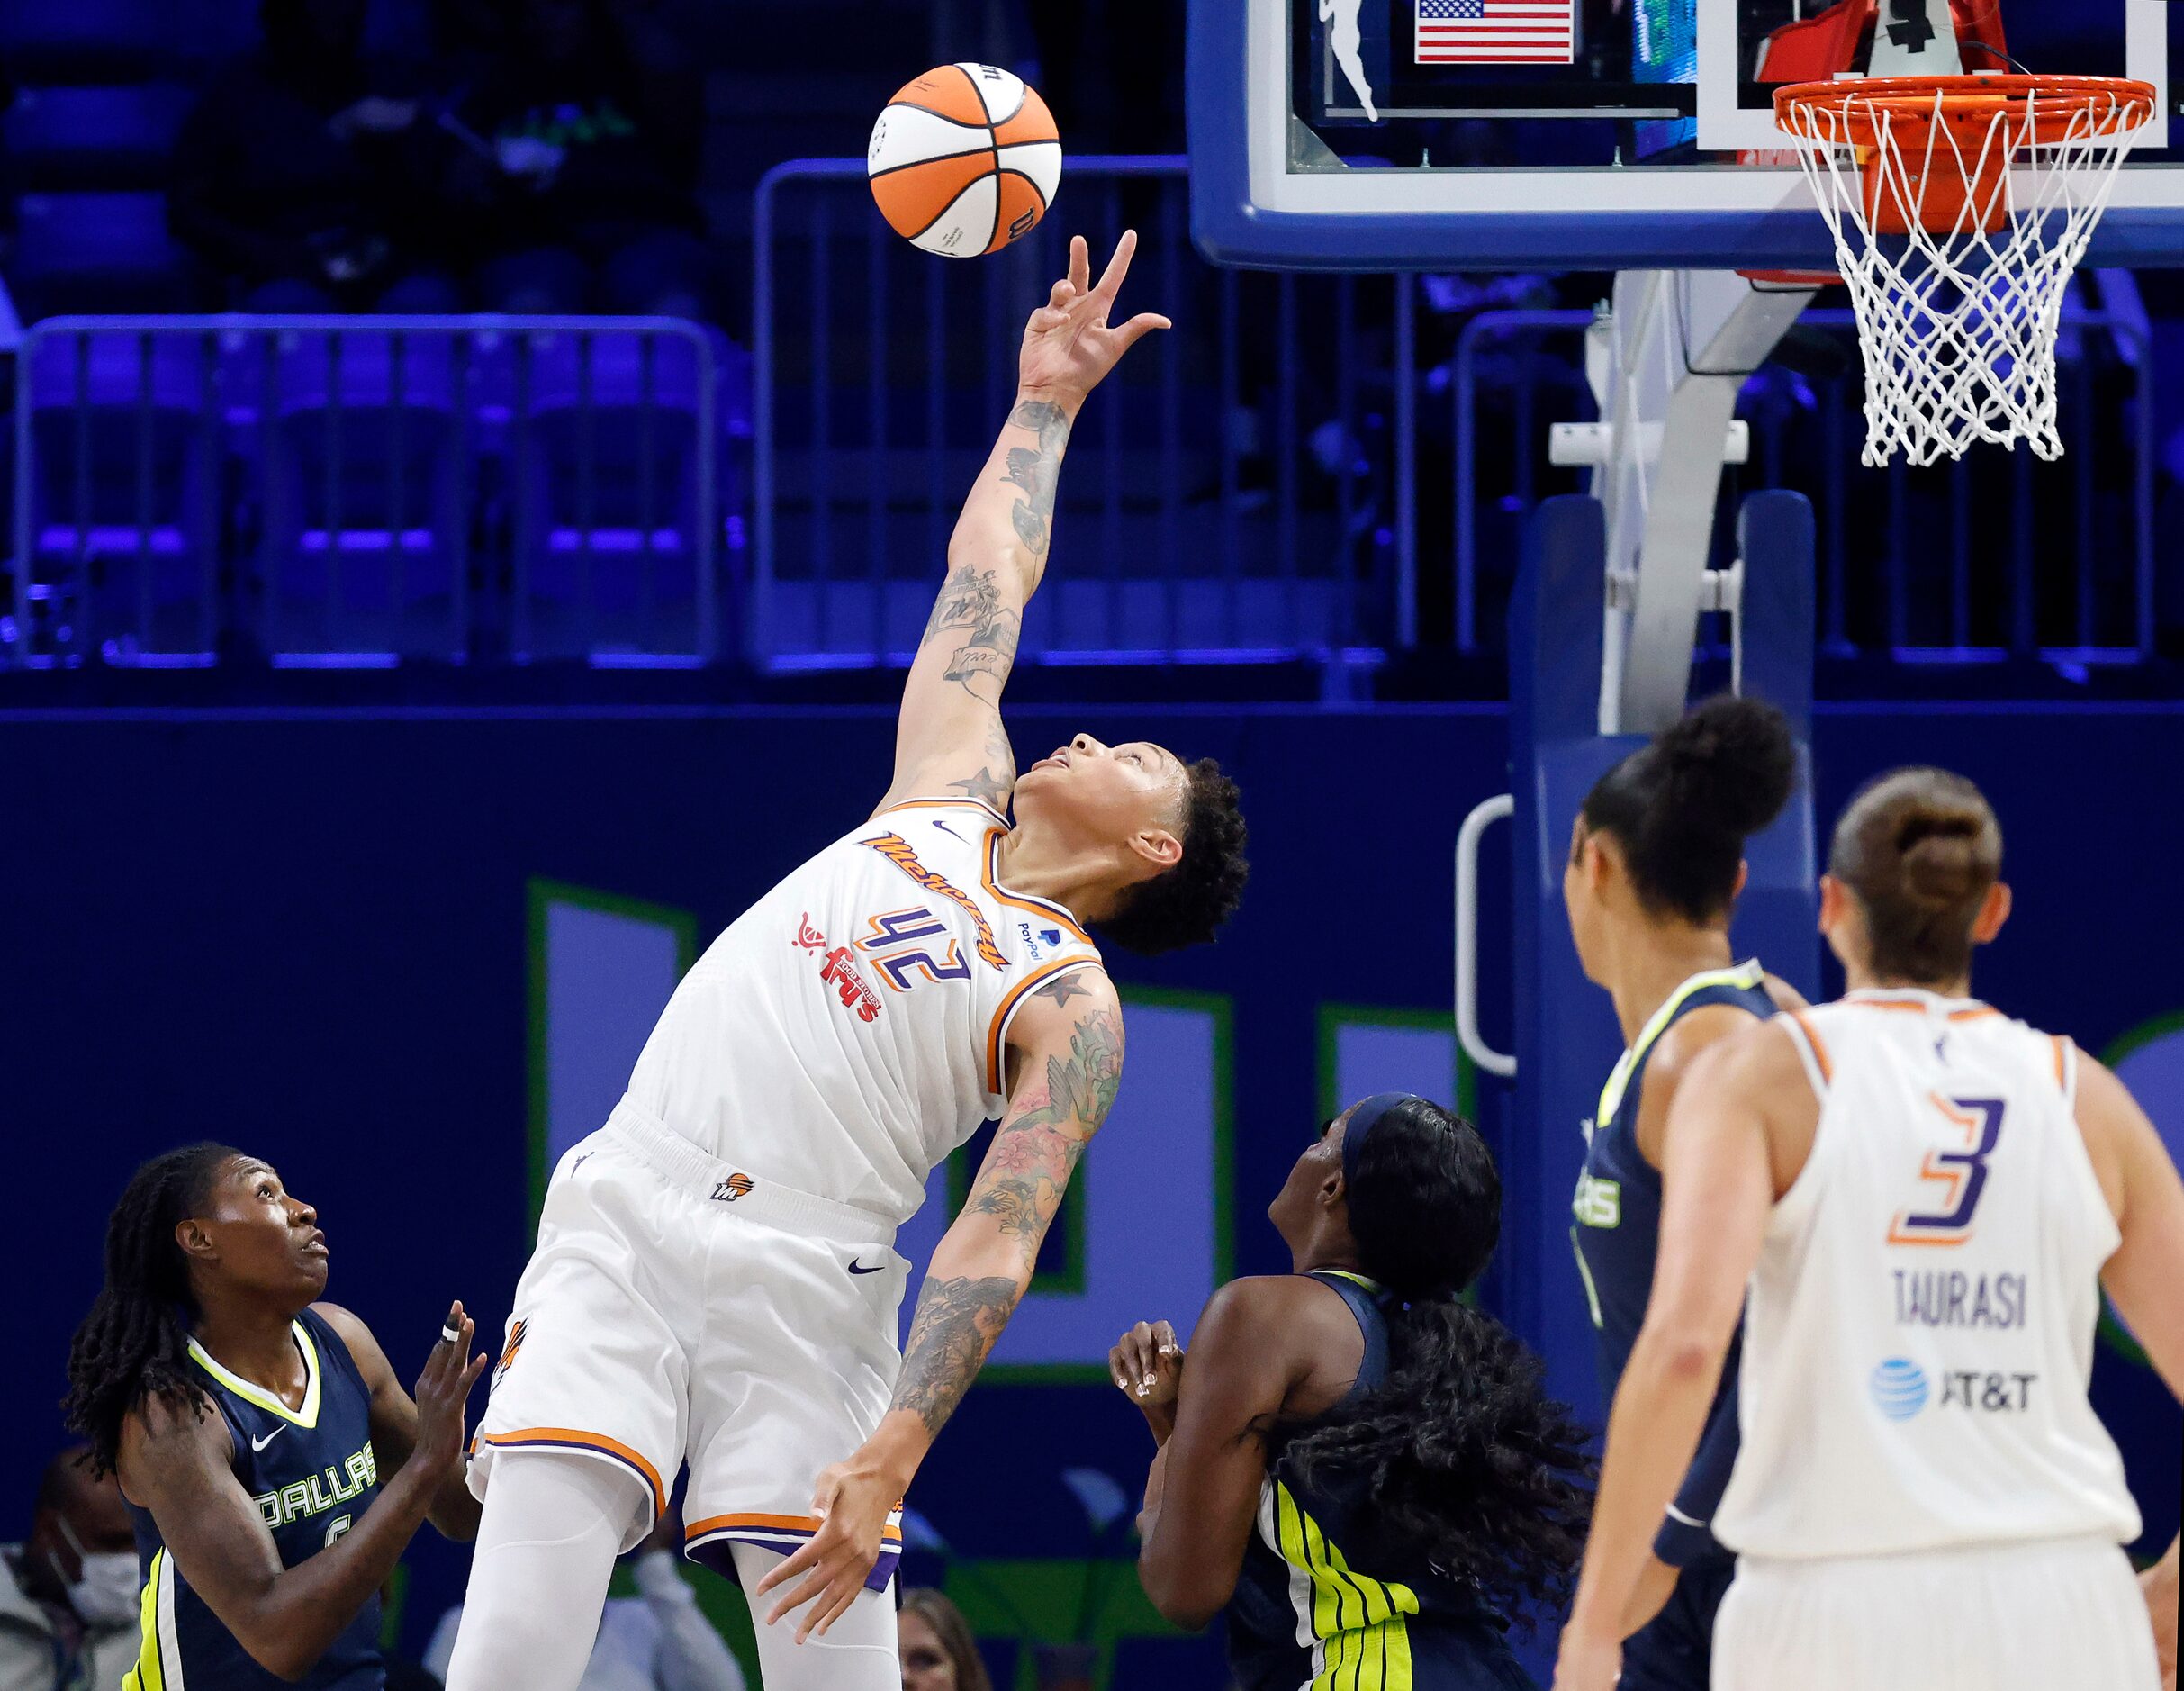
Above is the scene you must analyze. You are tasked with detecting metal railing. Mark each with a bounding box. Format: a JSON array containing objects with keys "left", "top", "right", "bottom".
[
  {"left": 8, "top": 315, "right": 720, "bottom": 670},
  {"left": 1447, "top": 303, "right": 2159, "bottom": 664},
  {"left": 752, "top": 157, "right": 1414, "bottom": 674}
]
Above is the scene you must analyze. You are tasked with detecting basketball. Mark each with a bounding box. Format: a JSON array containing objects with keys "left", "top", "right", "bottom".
[{"left": 867, "top": 63, "right": 1061, "bottom": 258}]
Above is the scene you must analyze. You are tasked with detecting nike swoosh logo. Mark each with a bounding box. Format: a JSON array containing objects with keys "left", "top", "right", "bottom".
[
  {"left": 846, "top": 1260, "right": 885, "bottom": 1276},
  {"left": 250, "top": 1425, "right": 287, "bottom": 1451},
  {"left": 932, "top": 820, "right": 966, "bottom": 844}
]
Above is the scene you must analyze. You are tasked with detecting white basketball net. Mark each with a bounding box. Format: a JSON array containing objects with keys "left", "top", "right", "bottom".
[{"left": 1779, "top": 81, "right": 2148, "bottom": 467}]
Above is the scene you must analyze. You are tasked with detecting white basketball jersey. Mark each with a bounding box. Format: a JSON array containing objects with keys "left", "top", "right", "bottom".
[
  {"left": 624, "top": 796, "right": 1103, "bottom": 1225},
  {"left": 1713, "top": 989, "right": 2142, "bottom": 1560}
]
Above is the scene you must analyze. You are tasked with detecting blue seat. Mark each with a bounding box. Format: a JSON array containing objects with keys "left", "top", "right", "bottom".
[
  {"left": 230, "top": 331, "right": 469, "bottom": 663},
  {"left": 0, "top": 0, "right": 169, "bottom": 81},
  {"left": 499, "top": 328, "right": 717, "bottom": 662},
  {"left": 23, "top": 330, "right": 221, "bottom": 663},
  {"left": 4, "top": 85, "right": 195, "bottom": 192},
  {"left": 9, "top": 192, "right": 197, "bottom": 316}
]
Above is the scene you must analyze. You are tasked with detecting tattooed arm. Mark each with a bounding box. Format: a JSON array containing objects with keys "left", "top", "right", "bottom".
[
  {"left": 877, "top": 232, "right": 1169, "bottom": 817},
  {"left": 754, "top": 969, "right": 1125, "bottom": 1638}
]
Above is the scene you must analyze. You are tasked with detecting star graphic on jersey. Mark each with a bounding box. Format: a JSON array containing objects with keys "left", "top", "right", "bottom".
[
  {"left": 1033, "top": 970, "right": 1090, "bottom": 1008},
  {"left": 948, "top": 765, "right": 1011, "bottom": 809}
]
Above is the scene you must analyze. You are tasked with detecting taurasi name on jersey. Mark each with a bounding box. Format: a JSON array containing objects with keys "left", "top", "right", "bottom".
[{"left": 1893, "top": 1269, "right": 2029, "bottom": 1330}]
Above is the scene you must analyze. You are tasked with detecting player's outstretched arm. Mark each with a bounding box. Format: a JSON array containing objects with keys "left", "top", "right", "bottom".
[
  {"left": 754, "top": 968, "right": 1124, "bottom": 1639},
  {"left": 116, "top": 1304, "right": 486, "bottom": 1680},
  {"left": 2080, "top": 1056, "right": 2184, "bottom": 1687},
  {"left": 876, "top": 232, "right": 1169, "bottom": 817}
]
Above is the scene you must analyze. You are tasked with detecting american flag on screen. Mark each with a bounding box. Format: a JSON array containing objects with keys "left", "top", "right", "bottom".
[{"left": 1414, "top": 0, "right": 1575, "bottom": 64}]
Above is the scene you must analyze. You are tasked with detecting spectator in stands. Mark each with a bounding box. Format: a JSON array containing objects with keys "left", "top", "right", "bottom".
[
  {"left": 430, "top": 0, "right": 708, "bottom": 318},
  {"left": 898, "top": 1589, "right": 992, "bottom": 1691},
  {"left": 169, "top": 0, "right": 461, "bottom": 312},
  {"left": 0, "top": 1447, "right": 141, "bottom": 1691},
  {"left": 423, "top": 1501, "right": 746, "bottom": 1690}
]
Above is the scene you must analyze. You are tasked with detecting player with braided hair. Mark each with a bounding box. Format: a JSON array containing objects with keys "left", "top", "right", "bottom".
[{"left": 63, "top": 1143, "right": 485, "bottom": 1689}]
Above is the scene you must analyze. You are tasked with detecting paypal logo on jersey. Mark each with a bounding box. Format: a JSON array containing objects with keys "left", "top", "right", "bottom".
[{"left": 1870, "top": 1357, "right": 1930, "bottom": 1420}]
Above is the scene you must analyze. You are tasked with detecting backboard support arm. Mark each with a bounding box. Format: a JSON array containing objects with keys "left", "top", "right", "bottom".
[{"left": 1583, "top": 269, "right": 1818, "bottom": 734}]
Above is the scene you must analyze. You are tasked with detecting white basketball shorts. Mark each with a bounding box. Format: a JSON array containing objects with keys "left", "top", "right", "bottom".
[
  {"left": 1713, "top": 1533, "right": 2161, "bottom": 1691},
  {"left": 467, "top": 1098, "right": 911, "bottom": 1585}
]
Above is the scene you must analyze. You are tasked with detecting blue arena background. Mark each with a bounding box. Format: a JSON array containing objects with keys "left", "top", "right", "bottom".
[{"left": 4, "top": 699, "right": 2179, "bottom": 1672}]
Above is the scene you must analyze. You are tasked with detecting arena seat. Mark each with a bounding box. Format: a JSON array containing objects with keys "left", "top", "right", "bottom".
[
  {"left": 3, "top": 84, "right": 195, "bottom": 192},
  {"left": 23, "top": 330, "right": 220, "bottom": 662},
  {"left": 8, "top": 191, "right": 196, "bottom": 317}
]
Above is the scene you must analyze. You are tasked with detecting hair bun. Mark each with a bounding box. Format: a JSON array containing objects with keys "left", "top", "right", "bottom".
[
  {"left": 1653, "top": 695, "right": 1797, "bottom": 839},
  {"left": 1895, "top": 815, "right": 1987, "bottom": 909}
]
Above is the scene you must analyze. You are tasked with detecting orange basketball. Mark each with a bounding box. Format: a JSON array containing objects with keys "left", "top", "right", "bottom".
[{"left": 867, "top": 63, "right": 1062, "bottom": 258}]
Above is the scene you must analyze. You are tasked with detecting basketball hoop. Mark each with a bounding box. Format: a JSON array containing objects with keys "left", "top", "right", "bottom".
[{"left": 1774, "top": 75, "right": 2156, "bottom": 467}]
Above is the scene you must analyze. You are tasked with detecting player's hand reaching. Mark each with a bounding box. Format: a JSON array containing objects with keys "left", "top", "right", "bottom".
[
  {"left": 754, "top": 1455, "right": 897, "bottom": 1643},
  {"left": 1016, "top": 231, "right": 1171, "bottom": 415},
  {"left": 1108, "top": 1319, "right": 1184, "bottom": 1413},
  {"left": 411, "top": 1301, "right": 487, "bottom": 1481}
]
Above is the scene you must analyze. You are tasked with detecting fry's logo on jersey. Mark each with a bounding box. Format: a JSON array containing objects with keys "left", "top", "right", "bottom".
[
  {"left": 858, "top": 834, "right": 1007, "bottom": 970},
  {"left": 792, "top": 914, "right": 883, "bottom": 1023}
]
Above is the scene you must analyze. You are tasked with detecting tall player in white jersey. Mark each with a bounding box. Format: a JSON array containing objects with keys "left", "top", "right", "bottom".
[
  {"left": 1557, "top": 767, "right": 2183, "bottom": 1691},
  {"left": 441, "top": 232, "right": 1250, "bottom": 1691}
]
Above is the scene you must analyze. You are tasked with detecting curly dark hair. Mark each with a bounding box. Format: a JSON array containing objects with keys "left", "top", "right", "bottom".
[
  {"left": 63, "top": 1143, "right": 239, "bottom": 1476},
  {"left": 1093, "top": 756, "right": 1249, "bottom": 955},
  {"left": 1277, "top": 1099, "right": 1593, "bottom": 1629}
]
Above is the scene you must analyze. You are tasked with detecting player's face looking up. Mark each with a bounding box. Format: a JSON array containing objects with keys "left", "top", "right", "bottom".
[
  {"left": 1013, "top": 733, "right": 1188, "bottom": 890},
  {"left": 1266, "top": 1108, "right": 1354, "bottom": 1256},
  {"left": 175, "top": 1156, "right": 330, "bottom": 1307}
]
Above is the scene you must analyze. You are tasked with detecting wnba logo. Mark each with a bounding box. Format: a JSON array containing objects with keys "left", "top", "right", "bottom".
[
  {"left": 1870, "top": 1357, "right": 1930, "bottom": 1421},
  {"left": 712, "top": 1173, "right": 755, "bottom": 1202}
]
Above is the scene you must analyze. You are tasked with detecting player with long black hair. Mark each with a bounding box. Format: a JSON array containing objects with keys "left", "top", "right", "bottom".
[
  {"left": 62, "top": 1142, "right": 486, "bottom": 1689},
  {"left": 1116, "top": 1093, "right": 1593, "bottom": 1689},
  {"left": 1560, "top": 692, "right": 1804, "bottom": 1688}
]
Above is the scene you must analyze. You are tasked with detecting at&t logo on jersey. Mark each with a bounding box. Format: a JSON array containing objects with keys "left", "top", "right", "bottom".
[
  {"left": 1869, "top": 1357, "right": 1930, "bottom": 1420},
  {"left": 1869, "top": 1356, "right": 2039, "bottom": 1419}
]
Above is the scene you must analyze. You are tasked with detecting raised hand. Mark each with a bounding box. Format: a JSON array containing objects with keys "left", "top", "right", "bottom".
[
  {"left": 411, "top": 1302, "right": 486, "bottom": 1479},
  {"left": 1017, "top": 231, "right": 1172, "bottom": 414}
]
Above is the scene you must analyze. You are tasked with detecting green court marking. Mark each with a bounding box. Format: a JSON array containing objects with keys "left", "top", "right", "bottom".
[
  {"left": 525, "top": 877, "right": 699, "bottom": 1234},
  {"left": 1315, "top": 999, "right": 1478, "bottom": 1123},
  {"left": 942, "top": 1556, "right": 1196, "bottom": 1691}
]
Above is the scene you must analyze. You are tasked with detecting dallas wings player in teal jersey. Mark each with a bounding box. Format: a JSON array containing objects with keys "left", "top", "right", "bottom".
[
  {"left": 62, "top": 1143, "right": 487, "bottom": 1689},
  {"left": 1115, "top": 1094, "right": 1593, "bottom": 1690},
  {"left": 1560, "top": 695, "right": 1804, "bottom": 1691}
]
